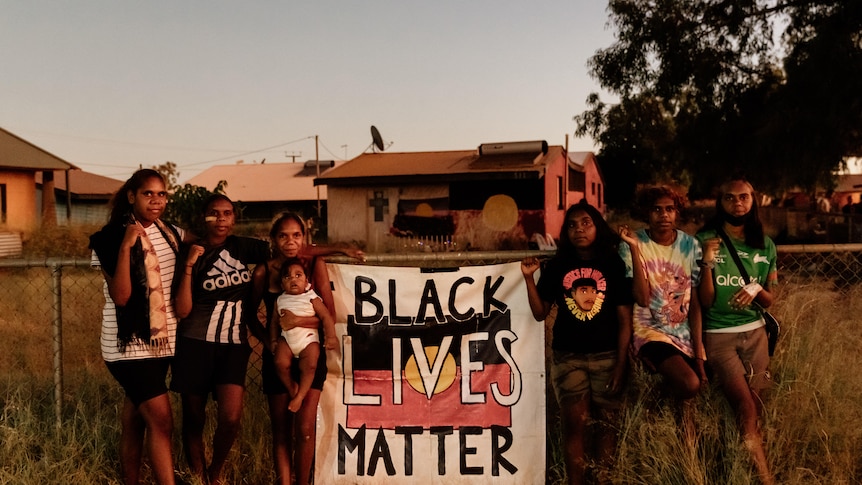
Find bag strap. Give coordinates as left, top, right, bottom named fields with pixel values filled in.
left=716, top=227, right=752, bottom=284
left=716, top=228, right=772, bottom=316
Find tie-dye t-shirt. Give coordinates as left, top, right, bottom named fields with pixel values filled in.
left=619, top=229, right=704, bottom=359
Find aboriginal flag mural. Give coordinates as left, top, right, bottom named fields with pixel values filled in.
left=315, top=262, right=546, bottom=484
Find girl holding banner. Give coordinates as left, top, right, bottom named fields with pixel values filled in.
left=521, top=201, right=633, bottom=485
left=249, top=213, right=363, bottom=485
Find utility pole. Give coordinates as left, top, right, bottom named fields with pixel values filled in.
left=315, top=135, right=321, bottom=218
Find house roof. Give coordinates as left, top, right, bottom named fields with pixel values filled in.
left=315, top=143, right=565, bottom=187
left=835, top=173, right=862, bottom=192
left=35, top=170, right=124, bottom=199
left=186, top=161, right=334, bottom=202
left=568, top=151, right=603, bottom=179
left=0, top=127, right=78, bottom=171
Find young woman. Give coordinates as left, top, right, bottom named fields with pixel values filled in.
left=171, top=194, right=270, bottom=485
left=89, top=169, right=183, bottom=485
left=697, top=177, right=777, bottom=485
left=521, top=201, right=633, bottom=485
left=248, top=212, right=363, bottom=485
left=618, top=187, right=707, bottom=399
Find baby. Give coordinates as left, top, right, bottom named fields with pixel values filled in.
left=271, top=258, right=337, bottom=412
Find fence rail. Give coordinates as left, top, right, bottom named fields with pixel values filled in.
left=1, top=245, right=860, bottom=427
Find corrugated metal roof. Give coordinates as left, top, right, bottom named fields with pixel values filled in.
left=316, top=145, right=565, bottom=186
left=36, top=170, right=123, bottom=198
left=0, top=127, right=78, bottom=170
left=187, top=162, right=333, bottom=202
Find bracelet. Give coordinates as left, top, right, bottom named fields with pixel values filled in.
left=696, top=259, right=715, bottom=269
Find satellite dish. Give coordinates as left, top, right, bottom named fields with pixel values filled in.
left=370, top=125, right=385, bottom=152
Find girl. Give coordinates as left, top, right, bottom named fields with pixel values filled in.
left=89, top=169, right=183, bottom=485
left=171, top=194, right=270, bottom=485
left=618, top=186, right=707, bottom=399
left=521, top=201, right=633, bottom=485
left=697, top=177, right=777, bottom=485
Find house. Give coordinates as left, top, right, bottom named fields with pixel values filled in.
left=0, top=127, right=78, bottom=232
left=186, top=160, right=336, bottom=224
left=313, top=141, right=606, bottom=251
left=36, top=170, right=123, bottom=225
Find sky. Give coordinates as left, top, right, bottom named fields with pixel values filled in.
left=1, top=1, right=616, bottom=183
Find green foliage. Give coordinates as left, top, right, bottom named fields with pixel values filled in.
left=162, top=180, right=227, bottom=238
left=151, top=161, right=181, bottom=191
left=577, top=0, right=862, bottom=206
left=148, top=160, right=231, bottom=236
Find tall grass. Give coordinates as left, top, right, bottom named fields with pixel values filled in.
left=1, top=265, right=860, bottom=483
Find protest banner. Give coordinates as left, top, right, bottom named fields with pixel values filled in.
left=315, top=262, right=546, bottom=484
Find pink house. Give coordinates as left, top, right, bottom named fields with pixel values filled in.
left=314, top=141, right=605, bottom=251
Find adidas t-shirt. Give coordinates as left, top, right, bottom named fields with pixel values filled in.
left=178, top=235, right=269, bottom=344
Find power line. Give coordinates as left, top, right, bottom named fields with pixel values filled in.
left=181, top=136, right=315, bottom=167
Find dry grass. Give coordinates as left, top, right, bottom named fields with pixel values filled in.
left=0, top=265, right=860, bottom=484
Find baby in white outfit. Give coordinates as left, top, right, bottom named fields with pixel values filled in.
left=271, top=259, right=337, bottom=412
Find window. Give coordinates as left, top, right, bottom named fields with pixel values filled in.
left=597, top=184, right=603, bottom=207
left=557, top=176, right=564, bottom=209
left=591, top=182, right=596, bottom=195
left=0, top=184, right=6, bottom=224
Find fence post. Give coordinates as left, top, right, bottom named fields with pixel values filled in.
left=51, top=262, right=64, bottom=429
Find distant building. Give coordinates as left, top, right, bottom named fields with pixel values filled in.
left=187, top=160, right=336, bottom=224
left=0, top=127, right=78, bottom=232
left=314, top=141, right=605, bottom=251
left=36, top=170, right=123, bottom=225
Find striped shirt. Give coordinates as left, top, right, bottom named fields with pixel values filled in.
left=92, top=223, right=184, bottom=362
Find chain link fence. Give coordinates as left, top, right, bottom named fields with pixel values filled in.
left=2, top=245, right=860, bottom=426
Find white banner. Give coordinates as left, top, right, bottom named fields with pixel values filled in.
left=316, top=262, right=546, bottom=484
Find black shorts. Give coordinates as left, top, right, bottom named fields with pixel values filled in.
left=105, top=358, right=171, bottom=406
left=639, top=341, right=698, bottom=372
left=261, top=342, right=327, bottom=395
left=170, top=336, right=251, bottom=395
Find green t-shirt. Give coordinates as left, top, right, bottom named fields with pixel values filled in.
left=696, top=228, right=778, bottom=330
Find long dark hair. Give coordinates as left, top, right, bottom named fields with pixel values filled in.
left=108, top=169, right=165, bottom=225
left=703, top=177, right=765, bottom=249
left=557, top=200, right=620, bottom=259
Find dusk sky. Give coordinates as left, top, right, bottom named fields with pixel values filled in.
left=1, top=1, right=616, bottom=182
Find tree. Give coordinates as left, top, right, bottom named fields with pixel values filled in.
left=576, top=0, right=862, bottom=206
left=150, top=162, right=227, bottom=236
left=151, top=161, right=181, bottom=191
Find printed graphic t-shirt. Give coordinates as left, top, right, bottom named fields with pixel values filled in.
left=619, top=228, right=704, bottom=359
left=537, top=252, right=633, bottom=354
left=179, top=235, right=269, bottom=344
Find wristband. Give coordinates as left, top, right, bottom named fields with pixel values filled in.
left=741, top=282, right=762, bottom=297
left=696, top=259, right=715, bottom=269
